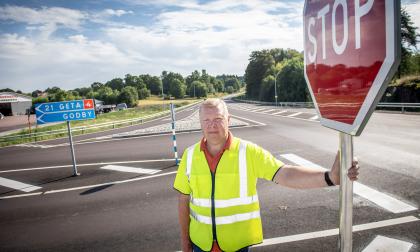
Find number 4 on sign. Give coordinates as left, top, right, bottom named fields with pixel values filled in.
left=84, top=99, right=94, bottom=109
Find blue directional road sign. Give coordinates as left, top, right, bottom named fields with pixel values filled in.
left=35, top=99, right=96, bottom=124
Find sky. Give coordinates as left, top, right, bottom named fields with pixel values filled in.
left=0, top=0, right=419, bottom=93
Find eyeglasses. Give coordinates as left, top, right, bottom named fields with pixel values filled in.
left=202, top=118, right=225, bottom=126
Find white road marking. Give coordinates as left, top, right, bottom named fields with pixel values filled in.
left=0, top=159, right=176, bottom=174
left=0, top=171, right=178, bottom=200
left=253, top=216, right=418, bottom=248
left=101, top=165, right=160, bottom=174
left=0, top=177, right=42, bottom=192
left=260, top=109, right=275, bottom=113
left=230, top=115, right=266, bottom=126
left=310, top=115, right=319, bottom=120
left=362, top=235, right=413, bottom=252
left=272, top=110, right=288, bottom=115
left=280, top=154, right=418, bottom=213
left=287, top=112, right=303, bottom=117
left=353, top=182, right=417, bottom=213
left=249, top=108, right=267, bottom=112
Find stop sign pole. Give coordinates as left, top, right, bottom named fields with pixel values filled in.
left=303, top=0, right=400, bottom=251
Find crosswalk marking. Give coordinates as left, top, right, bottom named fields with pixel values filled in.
left=0, top=177, right=42, bottom=192
left=362, top=235, right=413, bottom=252
left=280, top=154, right=417, bottom=214
left=272, top=110, right=288, bottom=115
left=100, top=165, right=161, bottom=174
left=249, top=108, right=267, bottom=112
left=261, top=109, right=276, bottom=113
left=253, top=216, right=418, bottom=248
left=287, top=112, right=303, bottom=117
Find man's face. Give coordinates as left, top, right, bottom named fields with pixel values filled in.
left=200, top=105, right=230, bottom=145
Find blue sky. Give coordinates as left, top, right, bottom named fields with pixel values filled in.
left=0, top=0, right=419, bottom=93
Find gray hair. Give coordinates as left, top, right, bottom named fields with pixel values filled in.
left=199, top=98, right=229, bottom=118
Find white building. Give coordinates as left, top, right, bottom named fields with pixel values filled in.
left=0, top=92, right=33, bottom=116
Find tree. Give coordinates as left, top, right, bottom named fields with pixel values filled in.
left=225, top=78, right=240, bottom=92
left=169, top=79, right=186, bottom=99
left=138, top=87, right=150, bottom=100
left=144, top=76, right=162, bottom=95
left=119, top=86, right=138, bottom=107
left=31, top=90, right=42, bottom=97
left=259, top=75, right=275, bottom=101
left=0, top=88, right=15, bottom=92
left=277, top=58, right=310, bottom=102
left=195, top=81, right=208, bottom=98
left=226, top=86, right=234, bottom=94
left=90, top=82, right=103, bottom=91
left=397, top=8, right=419, bottom=77
left=162, top=71, right=185, bottom=97
left=97, top=86, right=119, bottom=104
left=106, top=78, right=124, bottom=91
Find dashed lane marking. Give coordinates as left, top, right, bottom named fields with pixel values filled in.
left=310, top=115, right=319, bottom=120
left=0, top=177, right=42, bottom=192
left=362, top=235, right=413, bottom=252
left=253, top=216, right=419, bottom=248
left=280, top=154, right=418, bottom=214
left=101, top=165, right=161, bottom=174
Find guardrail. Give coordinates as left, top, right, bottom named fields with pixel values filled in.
left=376, top=103, right=420, bottom=113
left=232, top=97, right=420, bottom=112
left=0, top=100, right=202, bottom=145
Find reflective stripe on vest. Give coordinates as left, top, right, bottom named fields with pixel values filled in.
left=190, top=209, right=261, bottom=225
left=186, top=140, right=260, bottom=225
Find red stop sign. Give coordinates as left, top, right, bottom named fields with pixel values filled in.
left=303, top=0, right=400, bottom=136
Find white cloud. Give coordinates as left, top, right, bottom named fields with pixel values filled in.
left=0, top=1, right=306, bottom=92
left=404, top=2, right=420, bottom=35
left=103, top=9, right=133, bottom=17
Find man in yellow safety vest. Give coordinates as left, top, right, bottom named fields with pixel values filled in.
left=173, top=98, right=359, bottom=252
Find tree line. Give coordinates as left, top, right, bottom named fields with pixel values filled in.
left=2, top=71, right=243, bottom=108
left=244, top=8, right=420, bottom=103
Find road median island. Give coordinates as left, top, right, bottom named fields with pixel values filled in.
left=0, top=99, right=202, bottom=148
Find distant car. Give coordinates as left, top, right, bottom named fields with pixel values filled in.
left=116, top=103, right=128, bottom=110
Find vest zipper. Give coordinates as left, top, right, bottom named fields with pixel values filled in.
left=211, top=171, right=217, bottom=242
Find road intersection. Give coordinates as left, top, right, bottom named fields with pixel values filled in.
left=0, top=100, right=418, bottom=251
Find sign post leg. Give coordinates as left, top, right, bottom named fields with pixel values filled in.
left=67, top=121, right=79, bottom=176
left=170, top=103, right=179, bottom=165
left=339, top=132, right=353, bottom=252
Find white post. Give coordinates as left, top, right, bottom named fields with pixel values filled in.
left=67, top=121, right=79, bottom=176
left=339, top=132, right=353, bottom=252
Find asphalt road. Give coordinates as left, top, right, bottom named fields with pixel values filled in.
left=0, top=100, right=419, bottom=251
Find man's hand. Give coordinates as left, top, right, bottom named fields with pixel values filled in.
left=330, top=152, right=360, bottom=185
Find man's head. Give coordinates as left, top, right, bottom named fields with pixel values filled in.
left=199, top=98, right=230, bottom=146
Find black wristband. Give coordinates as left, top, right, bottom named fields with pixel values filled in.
left=324, top=171, right=335, bottom=186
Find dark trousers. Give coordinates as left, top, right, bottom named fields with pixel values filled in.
left=192, top=243, right=250, bottom=252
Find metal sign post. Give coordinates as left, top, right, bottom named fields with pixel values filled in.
left=170, top=103, right=179, bottom=165
left=339, top=132, right=353, bottom=252
left=35, top=99, right=95, bottom=176
left=67, top=121, right=79, bottom=176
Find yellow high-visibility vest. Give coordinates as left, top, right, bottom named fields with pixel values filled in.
left=175, top=137, right=283, bottom=251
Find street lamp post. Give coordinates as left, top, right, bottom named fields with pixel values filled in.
left=274, top=70, right=281, bottom=107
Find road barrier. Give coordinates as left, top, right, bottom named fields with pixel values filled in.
left=233, top=97, right=420, bottom=112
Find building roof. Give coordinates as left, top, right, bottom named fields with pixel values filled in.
left=0, top=92, right=32, bottom=103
